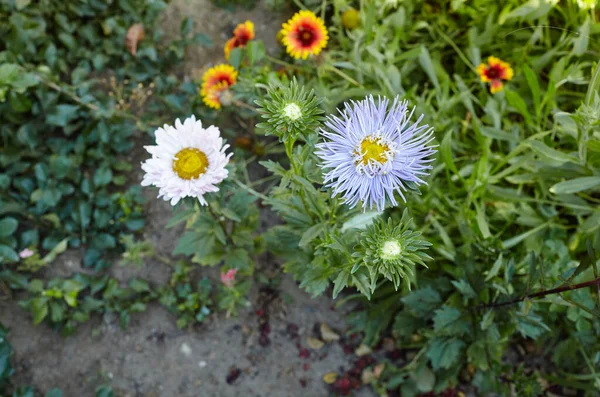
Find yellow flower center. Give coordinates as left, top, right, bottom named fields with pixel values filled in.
left=357, top=136, right=391, bottom=166
left=173, top=148, right=209, bottom=180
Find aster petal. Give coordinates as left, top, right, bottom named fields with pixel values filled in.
left=141, top=116, right=232, bottom=206
left=317, top=96, right=437, bottom=212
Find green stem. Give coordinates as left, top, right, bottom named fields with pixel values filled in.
left=231, top=178, right=270, bottom=202
left=434, top=26, right=477, bottom=73
left=291, top=0, right=306, bottom=10
left=284, top=138, right=318, bottom=222
left=321, top=64, right=362, bottom=87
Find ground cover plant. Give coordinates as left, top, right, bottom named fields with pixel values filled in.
left=1, top=0, right=599, bottom=396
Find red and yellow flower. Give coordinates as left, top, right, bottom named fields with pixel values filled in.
left=280, top=10, right=329, bottom=60
left=224, top=20, right=255, bottom=60
left=200, top=64, right=238, bottom=109
left=477, top=56, right=514, bottom=94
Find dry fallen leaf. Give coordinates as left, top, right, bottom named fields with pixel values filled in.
left=307, top=336, right=325, bottom=350
left=361, top=368, right=375, bottom=385
left=373, top=363, right=385, bottom=379
left=320, top=323, right=340, bottom=343
left=126, top=23, right=145, bottom=56
left=323, top=372, right=338, bottom=384
left=354, top=343, right=372, bottom=356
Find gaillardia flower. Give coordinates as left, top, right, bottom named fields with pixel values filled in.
left=316, top=96, right=436, bottom=212
left=477, top=56, right=514, bottom=94
left=200, top=64, right=238, bottom=109
left=141, top=116, right=232, bottom=206
left=280, top=10, right=328, bottom=60
left=224, top=20, right=255, bottom=60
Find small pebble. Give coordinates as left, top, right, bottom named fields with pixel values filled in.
left=180, top=343, right=192, bottom=357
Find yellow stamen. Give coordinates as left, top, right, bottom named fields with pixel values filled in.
left=173, top=148, right=209, bottom=180
left=357, top=137, right=390, bottom=166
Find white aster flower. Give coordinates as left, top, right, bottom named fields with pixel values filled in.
left=141, top=115, right=232, bottom=206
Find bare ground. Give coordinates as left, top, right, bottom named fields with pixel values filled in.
left=0, top=1, right=377, bottom=396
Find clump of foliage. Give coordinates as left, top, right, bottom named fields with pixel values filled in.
left=1, top=0, right=600, bottom=395
left=157, top=0, right=600, bottom=395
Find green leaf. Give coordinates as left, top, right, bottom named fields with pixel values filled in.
left=299, top=222, right=327, bottom=249
left=31, top=297, right=49, bottom=325
left=549, top=176, right=600, bottom=194
left=413, top=366, right=435, bottom=393
left=247, top=40, right=265, bottom=65
left=341, top=211, right=381, bottom=232
left=46, top=105, right=79, bottom=127
left=522, top=65, right=540, bottom=119
left=93, top=167, right=113, bottom=187
left=0, top=217, right=18, bottom=237
left=229, top=48, right=243, bottom=70
left=505, top=90, right=533, bottom=125
left=224, top=248, right=251, bottom=269
left=402, top=287, right=442, bottom=316
left=426, top=337, right=465, bottom=370
left=485, top=254, right=504, bottom=281
left=332, top=270, right=350, bottom=299
left=0, top=245, right=18, bottom=263
left=440, top=130, right=460, bottom=175
left=221, top=208, right=241, bottom=223
left=41, top=238, right=69, bottom=264
left=516, top=312, right=550, bottom=339
left=451, top=279, right=476, bottom=299
left=129, top=279, right=151, bottom=293
left=572, top=16, right=590, bottom=56
left=433, top=306, right=470, bottom=336
left=0, top=64, right=19, bottom=84
left=527, top=141, right=577, bottom=164
left=351, top=273, right=372, bottom=300
left=418, top=46, right=440, bottom=91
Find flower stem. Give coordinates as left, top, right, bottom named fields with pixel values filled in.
left=231, top=178, right=270, bottom=202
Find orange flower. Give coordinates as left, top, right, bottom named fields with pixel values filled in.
left=280, top=10, right=329, bottom=60
left=200, top=64, right=238, bottom=109
left=224, top=21, right=255, bottom=60
left=477, top=56, right=514, bottom=94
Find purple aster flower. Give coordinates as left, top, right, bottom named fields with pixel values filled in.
left=316, top=96, right=436, bottom=212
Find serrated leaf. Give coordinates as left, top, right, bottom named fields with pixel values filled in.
left=299, top=222, right=327, bottom=249
left=451, top=279, right=476, bottom=299
left=433, top=307, right=470, bottom=336
left=401, top=287, right=441, bottom=316
left=426, top=337, right=465, bottom=370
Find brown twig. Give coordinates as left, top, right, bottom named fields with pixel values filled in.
left=477, top=277, right=600, bottom=310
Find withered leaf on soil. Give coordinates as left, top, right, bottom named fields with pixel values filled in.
left=307, top=336, right=325, bottom=350
left=323, top=372, right=338, bottom=384
left=320, top=323, right=340, bottom=342
left=126, top=23, right=145, bottom=56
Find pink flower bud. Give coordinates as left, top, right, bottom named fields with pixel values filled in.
left=19, top=248, right=34, bottom=259
left=220, top=269, right=238, bottom=288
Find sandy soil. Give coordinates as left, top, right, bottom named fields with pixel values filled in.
left=0, top=1, right=377, bottom=396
